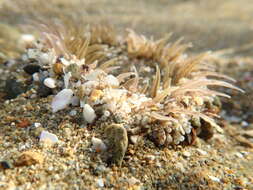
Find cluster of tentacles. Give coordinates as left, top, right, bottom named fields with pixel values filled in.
left=17, top=19, right=243, bottom=147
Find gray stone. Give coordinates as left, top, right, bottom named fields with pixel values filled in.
left=104, top=124, right=128, bottom=167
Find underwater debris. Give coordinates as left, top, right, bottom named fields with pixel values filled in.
left=13, top=19, right=243, bottom=150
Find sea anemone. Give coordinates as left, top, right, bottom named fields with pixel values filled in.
left=19, top=18, right=243, bottom=147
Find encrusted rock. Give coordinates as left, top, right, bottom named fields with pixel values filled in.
left=4, top=78, right=26, bottom=99
left=198, top=119, right=214, bottom=140
left=15, top=151, right=44, bottom=166
left=104, top=124, right=128, bottom=166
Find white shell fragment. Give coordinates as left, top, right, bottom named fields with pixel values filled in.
left=43, top=78, right=56, bottom=88
left=83, top=104, right=96, bottom=123
left=51, top=89, right=74, bottom=112
left=40, top=130, right=58, bottom=143
left=91, top=137, right=107, bottom=152
left=104, top=75, right=119, bottom=86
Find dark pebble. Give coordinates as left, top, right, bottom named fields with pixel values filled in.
left=0, top=160, right=13, bottom=169
left=4, top=78, right=25, bottom=99
left=23, top=64, right=41, bottom=75
left=37, top=83, right=53, bottom=97
left=198, top=119, right=214, bottom=140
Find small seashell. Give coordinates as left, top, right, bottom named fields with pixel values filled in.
left=91, top=137, right=107, bottom=152
left=40, top=130, right=58, bottom=143
left=83, top=104, right=96, bottom=123
left=51, top=89, right=74, bottom=112
left=43, top=78, right=56, bottom=88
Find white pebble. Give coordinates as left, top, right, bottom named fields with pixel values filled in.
left=208, top=176, right=220, bottom=183
left=43, top=78, right=56, bottom=88
left=235, top=152, right=244, bottom=158
left=196, top=149, right=208, bottom=156
left=34, top=122, right=42, bottom=128
left=91, top=137, right=107, bottom=152
left=38, top=53, right=50, bottom=64
left=97, top=178, right=104, bottom=188
left=51, top=89, right=74, bottom=112
left=32, top=73, right=40, bottom=82
left=40, top=131, right=58, bottom=143
left=69, top=110, right=77, bottom=116
left=83, top=104, right=96, bottom=123
left=182, top=151, right=191, bottom=157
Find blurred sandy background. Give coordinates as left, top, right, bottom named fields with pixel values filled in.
left=0, top=0, right=253, bottom=56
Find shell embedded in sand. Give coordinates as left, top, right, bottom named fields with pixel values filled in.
left=51, top=89, right=74, bottom=112
left=83, top=104, right=96, bottom=123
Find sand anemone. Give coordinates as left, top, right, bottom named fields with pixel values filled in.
left=19, top=19, right=243, bottom=147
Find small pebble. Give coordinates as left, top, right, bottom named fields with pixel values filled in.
left=4, top=78, right=25, bottom=99
left=97, top=178, right=104, bottom=188
left=69, top=110, right=77, bottom=116
left=43, top=78, right=56, bottom=88
left=196, top=149, right=208, bottom=156
left=182, top=151, right=191, bottom=158
left=91, top=137, right=107, bottom=153
left=104, top=124, right=128, bottom=166
left=32, top=72, right=40, bottom=82
left=34, top=122, right=42, bottom=128
left=208, top=175, right=220, bottom=183
left=235, top=152, right=244, bottom=158
left=0, top=161, right=13, bottom=169
left=23, top=64, right=41, bottom=75
left=40, top=130, right=59, bottom=144
left=83, top=104, right=96, bottom=123
left=37, top=83, right=53, bottom=97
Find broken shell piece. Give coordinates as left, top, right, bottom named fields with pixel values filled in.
left=51, top=89, right=74, bottom=112
left=43, top=78, right=56, bottom=88
left=83, top=104, right=96, bottom=123
left=40, top=130, right=58, bottom=144
left=91, top=137, right=107, bottom=153
left=104, top=75, right=119, bottom=87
